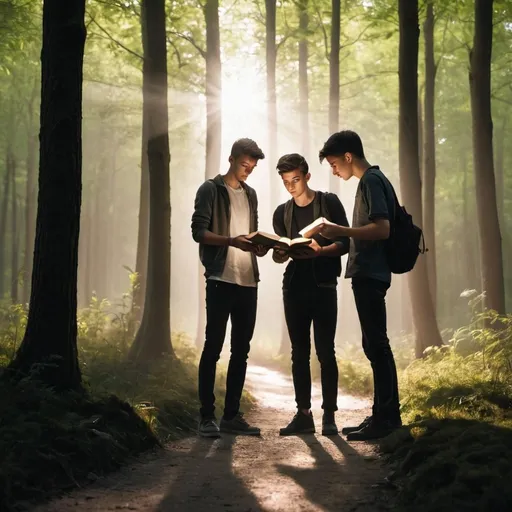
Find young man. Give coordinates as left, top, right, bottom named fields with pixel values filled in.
left=314, top=130, right=402, bottom=441
left=272, top=153, right=350, bottom=436
left=191, top=138, right=267, bottom=438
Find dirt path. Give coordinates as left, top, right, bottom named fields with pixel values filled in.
left=34, top=366, right=394, bottom=512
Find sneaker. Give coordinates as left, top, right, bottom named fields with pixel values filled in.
left=198, top=417, right=220, bottom=438
left=321, top=411, right=338, bottom=436
left=341, top=416, right=372, bottom=436
left=346, top=417, right=401, bottom=441
left=220, top=412, right=261, bottom=436
left=279, top=410, right=315, bottom=436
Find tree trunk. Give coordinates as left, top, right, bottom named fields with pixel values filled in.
left=398, top=0, right=443, bottom=357
left=266, top=0, right=278, bottom=191
left=494, top=115, right=506, bottom=227
left=8, top=0, right=86, bottom=391
left=129, top=0, right=173, bottom=362
left=469, top=0, right=505, bottom=314
left=298, top=0, right=309, bottom=159
left=23, top=83, right=38, bottom=305
left=422, top=0, right=437, bottom=311
left=462, top=150, right=479, bottom=291
left=0, top=154, right=11, bottom=299
left=328, top=0, right=340, bottom=191
left=10, top=153, right=18, bottom=304
left=195, top=0, right=223, bottom=349
left=205, top=0, right=222, bottom=179
left=132, top=5, right=150, bottom=326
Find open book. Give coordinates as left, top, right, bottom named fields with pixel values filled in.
left=246, top=231, right=312, bottom=251
left=298, top=217, right=338, bottom=239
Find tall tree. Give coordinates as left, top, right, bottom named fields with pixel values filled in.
left=469, top=0, right=505, bottom=314
left=298, top=0, right=310, bottom=158
left=398, top=0, right=443, bottom=356
left=266, top=0, right=277, bottom=178
left=132, top=4, right=150, bottom=327
left=23, top=80, right=38, bottom=305
left=328, top=0, right=340, bottom=191
left=422, top=0, right=437, bottom=310
left=8, top=0, right=86, bottom=390
left=129, top=0, right=173, bottom=362
left=194, top=0, right=222, bottom=348
left=0, top=154, right=11, bottom=298
left=10, top=153, right=18, bottom=303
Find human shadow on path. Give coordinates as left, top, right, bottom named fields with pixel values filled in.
left=276, top=434, right=389, bottom=511
left=156, top=434, right=265, bottom=512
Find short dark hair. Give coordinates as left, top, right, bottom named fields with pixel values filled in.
left=276, top=153, right=309, bottom=175
left=230, top=138, right=265, bottom=160
left=318, top=130, right=365, bottom=162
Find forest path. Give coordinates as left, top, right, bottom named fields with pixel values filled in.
left=35, top=366, right=394, bottom=512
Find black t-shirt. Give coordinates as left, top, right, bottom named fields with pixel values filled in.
left=345, top=166, right=395, bottom=284
left=290, top=200, right=316, bottom=289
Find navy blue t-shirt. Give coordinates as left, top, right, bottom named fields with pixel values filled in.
left=345, top=166, right=395, bottom=284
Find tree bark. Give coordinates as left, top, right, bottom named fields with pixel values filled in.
left=298, top=0, right=309, bottom=159
left=469, top=0, right=505, bottom=314
left=132, top=4, right=150, bottom=326
left=195, top=0, right=223, bottom=349
left=8, top=0, right=86, bottom=391
left=422, top=0, right=437, bottom=311
left=494, top=115, right=506, bottom=227
left=10, top=153, right=18, bottom=304
left=129, top=0, right=173, bottom=362
left=266, top=0, right=278, bottom=187
left=23, top=82, right=38, bottom=305
left=398, top=0, right=443, bottom=357
left=0, top=153, right=11, bottom=299
left=205, top=0, right=222, bottom=179
left=328, top=0, right=340, bottom=191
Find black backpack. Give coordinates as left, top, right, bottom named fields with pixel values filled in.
left=373, top=171, right=426, bottom=274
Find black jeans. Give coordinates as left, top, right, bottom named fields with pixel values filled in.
left=352, top=277, right=401, bottom=423
left=283, top=286, right=339, bottom=412
left=198, top=280, right=257, bottom=420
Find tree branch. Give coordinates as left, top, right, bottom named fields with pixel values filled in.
left=167, top=29, right=206, bottom=59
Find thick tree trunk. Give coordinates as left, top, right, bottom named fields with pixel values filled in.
left=132, top=5, right=150, bottom=326
left=8, top=0, right=86, bottom=391
left=328, top=0, right=340, bottom=191
left=422, top=1, right=437, bottom=311
left=0, top=154, right=11, bottom=299
left=10, top=154, right=18, bottom=304
left=462, top=151, right=479, bottom=291
left=469, top=0, right=505, bottom=314
left=129, top=0, right=173, bottom=362
left=398, top=0, right=443, bottom=357
left=494, top=115, right=506, bottom=227
left=298, top=0, right=309, bottom=159
left=23, top=84, right=38, bottom=305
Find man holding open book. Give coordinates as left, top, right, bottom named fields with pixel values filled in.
left=271, top=153, right=350, bottom=436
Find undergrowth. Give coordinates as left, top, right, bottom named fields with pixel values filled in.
left=380, top=307, right=512, bottom=511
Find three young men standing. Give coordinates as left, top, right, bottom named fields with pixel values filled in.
left=192, top=131, right=402, bottom=441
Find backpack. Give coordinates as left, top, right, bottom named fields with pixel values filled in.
left=373, top=171, right=426, bottom=274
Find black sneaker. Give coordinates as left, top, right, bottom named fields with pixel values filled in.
left=322, top=411, right=338, bottom=436
left=346, top=417, right=401, bottom=441
left=279, top=410, right=315, bottom=436
left=198, top=417, right=221, bottom=438
left=220, top=413, right=261, bottom=436
left=341, top=416, right=372, bottom=436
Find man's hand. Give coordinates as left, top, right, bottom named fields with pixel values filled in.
left=291, top=239, right=323, bottom=259
left=318, top=223, right=346, bottom=240
left=230, top=235, right=255, bottom=252
left=254, top=245, right=269, bottom=257
left=273, top=248, right=289, bottom=264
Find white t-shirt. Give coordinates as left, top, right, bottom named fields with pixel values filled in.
left=211, top=183, right=256, bottom=287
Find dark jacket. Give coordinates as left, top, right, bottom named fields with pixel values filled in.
left=191, top=174, right=259, bottom=282
left=272, top=191, right=349, bottom=289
